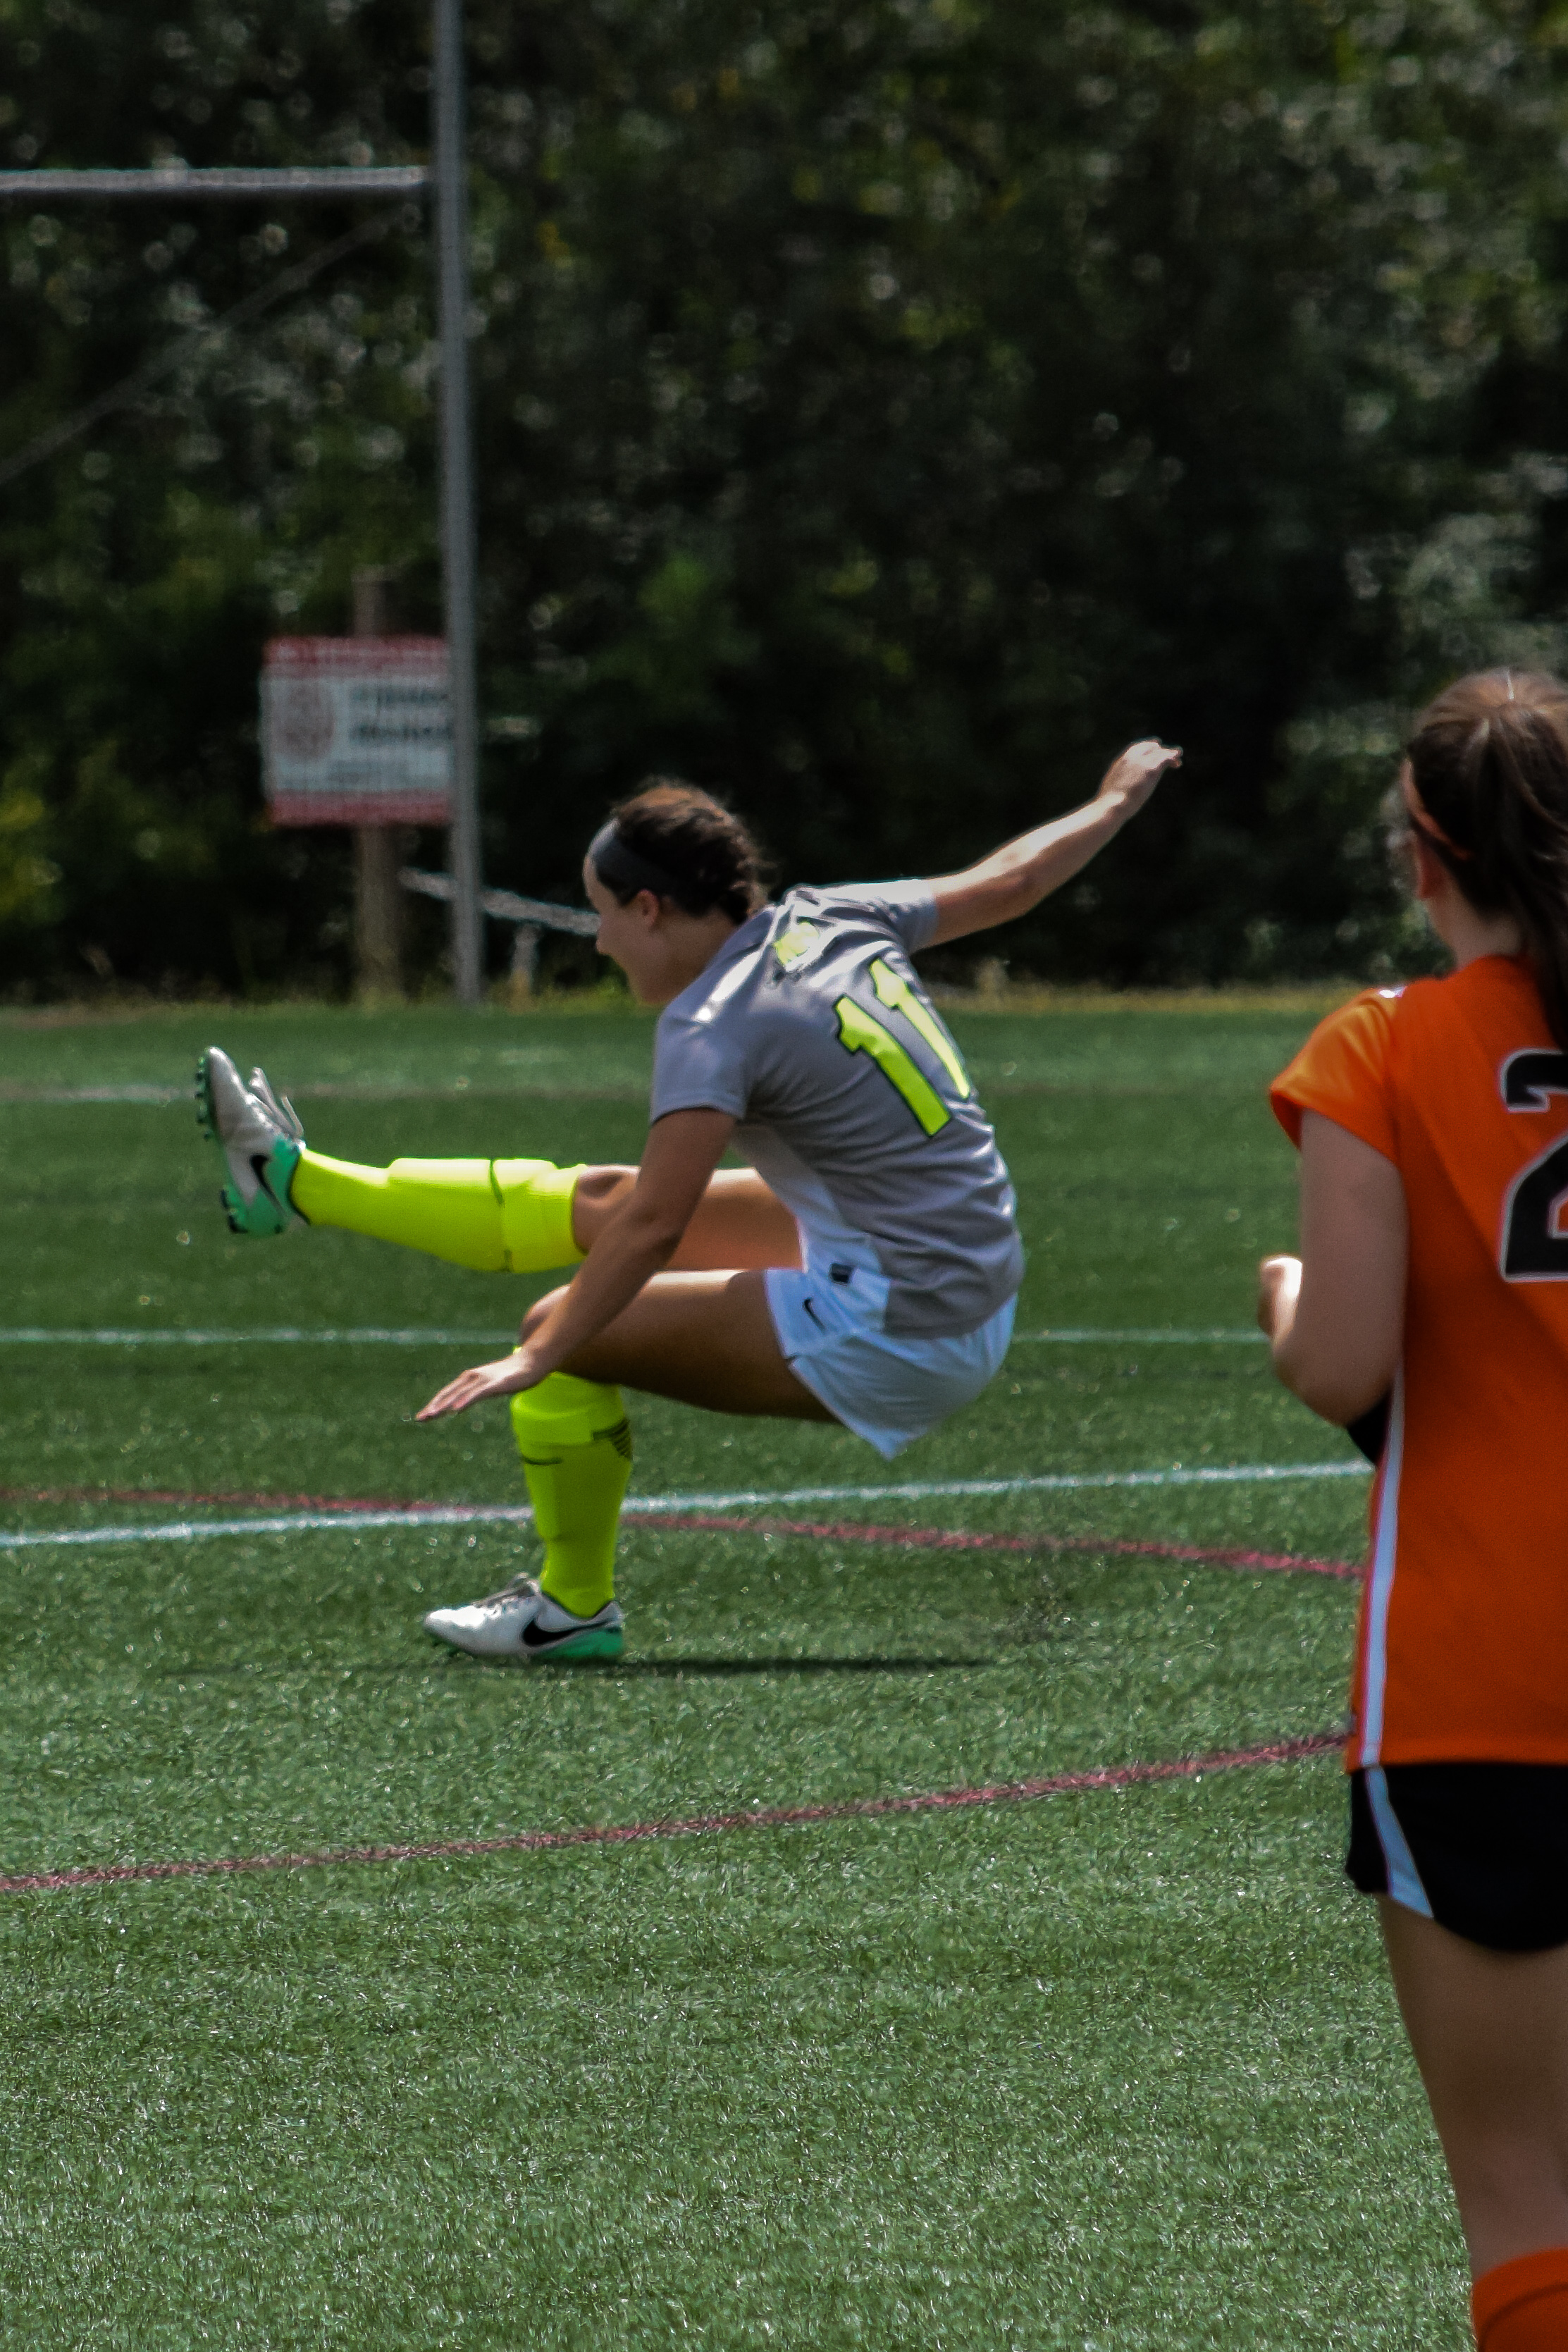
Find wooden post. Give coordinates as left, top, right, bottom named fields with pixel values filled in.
left=351, top=567, right=403, bottom=1002
left=507, top=921, right=541, bottom=1009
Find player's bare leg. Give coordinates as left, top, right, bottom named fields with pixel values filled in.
left=571, top=1167, right=800, bottom=1273
left=418, top=1269, right=830, bottom=1663
left=517, top=1267, right=832, bottom=1418
left=1380, top=1897, right=1568, bottom=2278
left=197, top=1050, right=801, bottom=1274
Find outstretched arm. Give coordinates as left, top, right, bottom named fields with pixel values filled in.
left=417, top=1109, right=736, bottom=1418
left=924, top=739, right=1180, bottom=947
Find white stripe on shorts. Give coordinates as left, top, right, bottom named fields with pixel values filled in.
left=1364, top=1764, right=1433, bottom=1919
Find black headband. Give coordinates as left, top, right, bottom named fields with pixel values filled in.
left=588, top=819, right=681, bottom=902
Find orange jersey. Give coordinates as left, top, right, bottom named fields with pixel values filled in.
left=1271, top=956, right=1568, bottom=1766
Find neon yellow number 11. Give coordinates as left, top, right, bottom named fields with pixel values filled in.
left=834, top=961, right=972, bottom=1135
left=834, top=997, right=949, bottom=1132
left=868, top=960, right=972, bottom=1098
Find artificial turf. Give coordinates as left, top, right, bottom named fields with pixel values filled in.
left=0, top=997, right=1469, bottom=2348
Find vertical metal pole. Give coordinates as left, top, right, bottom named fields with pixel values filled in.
left=433, top=0, right=483, bottom=1004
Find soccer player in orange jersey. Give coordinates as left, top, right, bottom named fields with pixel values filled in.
left=1261, top=670, right=1568, bottom=2352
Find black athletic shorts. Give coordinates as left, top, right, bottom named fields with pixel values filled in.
left=1347, top=1763, right=1568, bottom=1952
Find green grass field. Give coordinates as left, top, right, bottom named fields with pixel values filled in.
left=0, top=999, right=1466, bottom=2349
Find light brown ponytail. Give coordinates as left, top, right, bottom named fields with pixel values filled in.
left=1406, top=669, right=1568, bottom=1052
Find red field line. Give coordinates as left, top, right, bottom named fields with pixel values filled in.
left=0, top=1494, right=1361, bottom=1581
left=0, top=1730, right=1343, bottom=1897
left=644, top=1515, right=1361, bottom=1581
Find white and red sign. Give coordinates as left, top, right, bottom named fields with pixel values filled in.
left=261, top=636, right=452, bottom=826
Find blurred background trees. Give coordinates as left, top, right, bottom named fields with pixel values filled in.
left=3, top=0, right=1568, bottom=996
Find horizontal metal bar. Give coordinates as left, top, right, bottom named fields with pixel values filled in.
left=400, top=866, right=599, bottom=935
left=0, top=166, right=429, bottom=200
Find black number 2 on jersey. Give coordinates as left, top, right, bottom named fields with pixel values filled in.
left=1500, top=1050, right=1568, bottom=1279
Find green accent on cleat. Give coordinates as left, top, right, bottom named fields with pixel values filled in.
left=541, top=1623, right=625, bottom=1662
left=216, top=1140, right=302, bottom=1238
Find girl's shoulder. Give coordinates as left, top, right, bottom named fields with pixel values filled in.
left=1269, top=959, right=1551, bottom=1154
left=1268, top=987, right=1405, bottom=1154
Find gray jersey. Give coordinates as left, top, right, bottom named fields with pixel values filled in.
left=649, top=882, right=1023, bottom=1337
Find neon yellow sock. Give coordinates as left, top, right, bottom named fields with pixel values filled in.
left=288, top=1151, right=586, bottom=1274
left=511, top=1373, right=631, bottom=1618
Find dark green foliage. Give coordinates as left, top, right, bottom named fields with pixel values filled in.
left=4, top=1, right=1568, bottom=992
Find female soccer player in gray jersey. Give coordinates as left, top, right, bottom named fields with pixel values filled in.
left=198, top=742, right=1178, bottom=1660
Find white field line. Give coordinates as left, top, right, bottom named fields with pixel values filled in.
left=0, top=1460, right=1369, bottom=1553
left=0, top=1325, right=1264, bottom=1347
left=0, top=1327, right=519, bottom=1346
left=3, top=1083, right=645, bottom=1107
left=4, top=1085, right=187, bottom=1104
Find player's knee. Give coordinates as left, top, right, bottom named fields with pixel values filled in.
left=568, top=1165, right=638, bottom=1252
left=574, top=1164, right=637, bottom=1207
left=519, top=1286, right=570, bottom=1342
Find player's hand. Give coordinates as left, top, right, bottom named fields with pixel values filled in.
left=416, top=1347, right=545, bottom=1421
left=1256, top=1254, right=1302, bottom=1342
left=1096, top=738, right=1182, bottom=822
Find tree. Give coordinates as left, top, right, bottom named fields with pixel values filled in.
left=2, top=0, right=1566, bottom=995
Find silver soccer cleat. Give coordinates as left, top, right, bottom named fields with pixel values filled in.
left=423, top=1574, right=625, bottom=1662
left=195, top=1046, right=306, bottom=1237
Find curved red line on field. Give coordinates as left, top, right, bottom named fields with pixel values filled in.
left=0, top=1730, right=1343, bottom=1897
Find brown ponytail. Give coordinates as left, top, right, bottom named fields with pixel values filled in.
left=1406, top=670, right=1568, bottom=1052
left=592, top=779, right=767, bottom=925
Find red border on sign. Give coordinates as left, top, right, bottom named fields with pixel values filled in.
left=268, top=792, right=451, bottom=827
left=264, top=636, right=448, bottom=675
